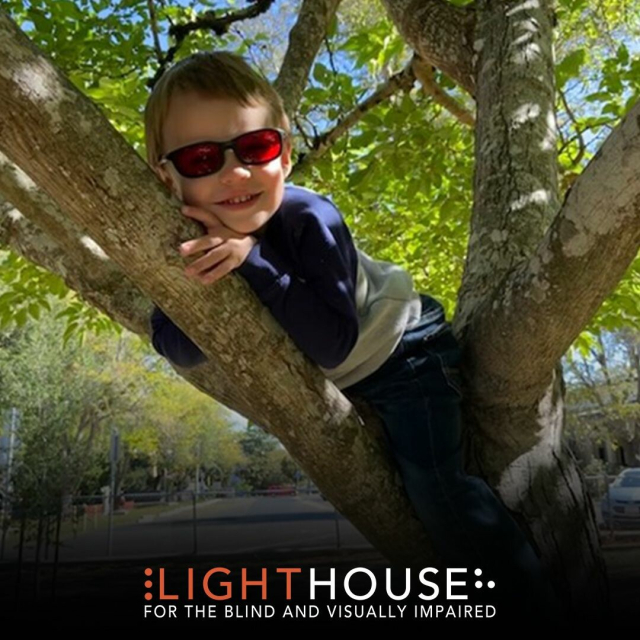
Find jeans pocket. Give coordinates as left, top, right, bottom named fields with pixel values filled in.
left=438, top=357, right=463, bottom=399
left=422, top=330, right=464, bottom=399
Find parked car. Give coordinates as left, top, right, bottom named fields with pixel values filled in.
left=601, top=468, right=640, bottom=528
left=266, top=484, right=297, bottom=496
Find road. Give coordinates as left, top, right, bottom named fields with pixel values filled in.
left=2, top=493, right=370, bottom=561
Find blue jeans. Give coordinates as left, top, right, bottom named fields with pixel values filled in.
left=342, top=293, right=564, bottom=620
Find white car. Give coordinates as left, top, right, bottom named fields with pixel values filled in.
left=601, top=468, right=640, bottom=528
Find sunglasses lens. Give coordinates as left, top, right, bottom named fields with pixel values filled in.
left=235, top=129, right=282, bottom=164
left=167, top=129, right=284, bottom=178
left=173, top=143, right=223, bottom=178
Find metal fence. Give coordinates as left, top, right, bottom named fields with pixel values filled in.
left=0, top=487, right=350, bottom=564
left=4, top=469, right=637, bottom=566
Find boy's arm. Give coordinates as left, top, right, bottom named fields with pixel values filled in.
left=235, top=198, right=359, bottom=370
left=149, top=305, right=207, bottom=368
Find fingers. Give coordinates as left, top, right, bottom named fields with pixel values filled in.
left=179, top=234, right=223, bottom=257
left=178, top=207, right=248, bottom=285
left=184, top=244, right=228, bottom=279
left=198, top=258, right=235, bottom=285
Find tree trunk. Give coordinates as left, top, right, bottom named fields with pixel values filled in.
left=457, top=0, right=610, bottom=617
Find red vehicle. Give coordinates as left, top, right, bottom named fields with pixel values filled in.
left=266, top=484, right=297, bottom=496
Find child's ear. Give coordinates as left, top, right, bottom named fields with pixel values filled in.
left=153, top=163, right=172, bottom=190
left=282, top=139, right=293, bottom=179
left=154, top=163, right=182, bottom=200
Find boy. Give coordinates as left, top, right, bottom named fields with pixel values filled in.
left=145, top=51, right=563, bottom=620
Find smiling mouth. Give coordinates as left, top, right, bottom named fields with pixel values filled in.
left=217, top=193, right=261, bottom=205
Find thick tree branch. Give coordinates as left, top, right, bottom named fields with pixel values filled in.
left=380, top=0, right=477, bottom=96
left=454, top=0, right=560, bottom=337
left=408, top=3, right=610, bottom=614
left=0, top=9, right=437, bottom=567
left=274, top=0, right=343, bottom=116
left=466, top=98, right=640, bottom=405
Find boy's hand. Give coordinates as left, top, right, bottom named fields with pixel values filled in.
left=179, top=205, right=257, bottom=285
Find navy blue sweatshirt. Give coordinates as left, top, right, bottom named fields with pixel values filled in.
left=150, top=184, right=361, bottom=371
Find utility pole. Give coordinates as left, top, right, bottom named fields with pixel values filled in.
left=0, top=408, right=18, bottom=561
left=106, top=428, right=119, bottom=557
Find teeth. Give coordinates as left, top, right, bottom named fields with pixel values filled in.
left=224, top=194, right=255, bottom=204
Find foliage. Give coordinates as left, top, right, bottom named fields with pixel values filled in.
left=0, top=298, right=114, bottom=513
left=132, top=370, right=246, bottom=490
left=0, top=248, right=123, bottom=342
left=564, top=325, right=640, bottom=471
left=238, top=422, right=299, bottom=490
left=0, top=296, right=248, bottom=502
left=0, top=0, right=638, bottom=339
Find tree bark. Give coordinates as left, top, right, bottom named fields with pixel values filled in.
left=455, top=0, right=615, bottom=618
left=274, top=0, right=343, bottom=116
left=380, top=0, right=477, bottom=96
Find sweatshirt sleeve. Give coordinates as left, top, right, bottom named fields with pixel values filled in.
left=150, top=305, right=208, bottom=368
left=235, top=200, right=359, bottom=369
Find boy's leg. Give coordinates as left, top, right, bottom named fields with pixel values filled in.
left=343, top=319, right=564, bottom=621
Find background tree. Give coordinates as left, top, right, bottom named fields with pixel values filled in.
left=565, top=326, right=640, bottom=471
left=0, top=289, right=245, bottom=497
left=0, top=296, right=130, bottom=505
left=238, top=422, right=296, bottom=489
left=136, top=372, right=246, bottom=491
left=0, top=0, right=639, bottom=620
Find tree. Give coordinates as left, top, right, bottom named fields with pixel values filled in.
left=135, top=371, right=246, bottom=490
left=0, top=0, right=639, bottom=621
left=0, top=289, right=246, bottom=495
left=239, top=422, right=290, bottom=489
left=0, top=296, right=135, bottom=506
left=565, top=326, right=640, bottom=469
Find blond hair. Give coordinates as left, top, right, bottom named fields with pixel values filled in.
left=144, top=51, right=290, bottom=167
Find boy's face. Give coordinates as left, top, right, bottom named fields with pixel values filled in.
left=156, top=92, right=292, bottom=236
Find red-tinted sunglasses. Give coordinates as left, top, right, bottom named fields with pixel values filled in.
left=158, top=128, right=288, bottom=179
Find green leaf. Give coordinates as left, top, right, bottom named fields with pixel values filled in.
left=0, top=291, right=16, bottom=307
left=616, top=43, right=629, bottom=65
left=556, top=49, right=586, bottom=89
left=15, top=307, right=28, bottom=327
left=28, top=304, right=42, bottom=320
left=602, top=102, right=620, bottom=115
left=62, top=321, right=79, bottom=347
left=584, top=91, right=610, bottom=103
left=312, top=63, right=330, bottom=84
left=348, top=164, right=374, bottom=188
